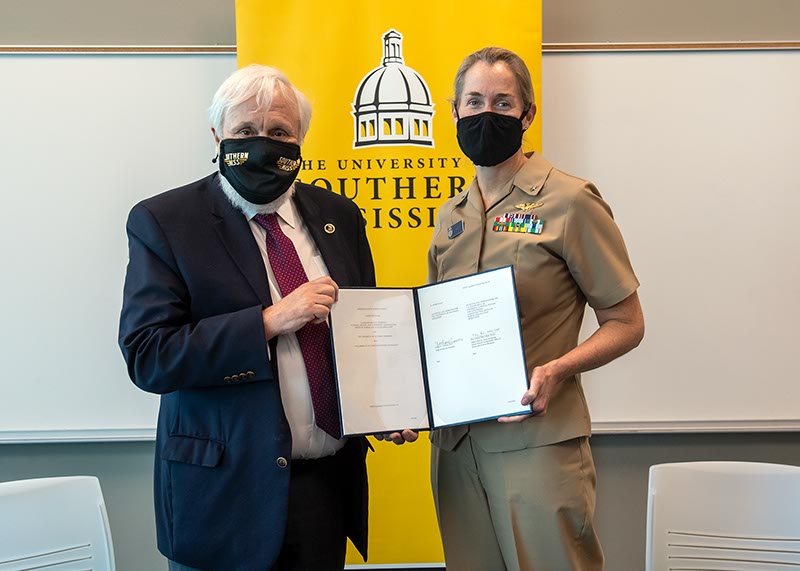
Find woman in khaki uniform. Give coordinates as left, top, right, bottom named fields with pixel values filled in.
left=427, top=47, right=645, bottom=570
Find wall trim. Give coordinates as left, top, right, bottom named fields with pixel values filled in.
left=0, top=45, right=237, bottom=54
left=544, top=41, right=800, bottom=52
left=1, top=41, right=799, bottom=54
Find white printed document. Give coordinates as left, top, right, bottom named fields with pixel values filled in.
left=330, top=266, right=530, bottom=436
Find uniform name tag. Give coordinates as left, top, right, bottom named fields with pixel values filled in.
left=492, top=213, right=543, bottom=234
left=448, top=220, right=465, bottom=239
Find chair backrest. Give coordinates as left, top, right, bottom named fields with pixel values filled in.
left=0, top=476, right=115, bottom=571
left=646, top=461, right=800, bottom=571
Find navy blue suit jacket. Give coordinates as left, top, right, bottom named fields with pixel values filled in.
left=118, top=174, right=375, bottom=570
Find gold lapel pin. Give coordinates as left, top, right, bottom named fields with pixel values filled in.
left=324, top=223, right=336, bottom=234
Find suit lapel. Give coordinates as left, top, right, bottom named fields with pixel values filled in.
left=207, top=176, right=274, bottom=308
left=294, top=185, right=349, bottom=285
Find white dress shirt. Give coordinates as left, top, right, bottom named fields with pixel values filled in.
left=241, top=196, right=344, bottom=459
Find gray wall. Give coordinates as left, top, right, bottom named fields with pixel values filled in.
left=2, top=2, right=799, bottom=571
left=0, top=442, right=163, bottom=570
left=0, top=0, right=236, bottom=46
left=542, top=0, right=800, bottom=43
left=3, top=435, right=799, bottom=570
left=591, top=433, right=800, bottom=569
left=2, top=0, right=800, bottom=45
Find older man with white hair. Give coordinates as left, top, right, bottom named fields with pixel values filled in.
left=119, top=65, right=383, bottom=570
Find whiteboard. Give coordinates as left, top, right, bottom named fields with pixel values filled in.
left=1, top=50, right=798, bottom=442
left=0, top=54, right=237, bottom=442
left=542, top=50, right=800, bottom=432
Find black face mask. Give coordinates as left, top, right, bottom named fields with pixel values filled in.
left=455, top=108, right=529, bottom=167
left=217, top=137, right=302, bottom=204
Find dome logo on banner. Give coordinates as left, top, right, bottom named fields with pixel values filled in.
left=351, top=29, right=435, bottom=149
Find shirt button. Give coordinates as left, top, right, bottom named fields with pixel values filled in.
left=276, top=457, right=288, bottom=468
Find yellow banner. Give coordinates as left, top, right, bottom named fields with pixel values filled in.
left=236, top=1, right=541, bottom=564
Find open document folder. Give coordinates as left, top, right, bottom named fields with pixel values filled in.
left=329, top=266, right=531, bottom=437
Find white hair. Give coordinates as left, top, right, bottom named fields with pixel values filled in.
left=209, top=64, right=312, bottom=143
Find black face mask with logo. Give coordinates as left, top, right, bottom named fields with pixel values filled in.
left=217, top=137, right=302, bottom=204
left=455, top=108, right=529, bottom=167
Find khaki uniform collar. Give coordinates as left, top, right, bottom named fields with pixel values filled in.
left=453, top=152, right=554, bottom=210
left=512, top=151, right=553, bottom=197
left=454, top=177, right=475, bottom=208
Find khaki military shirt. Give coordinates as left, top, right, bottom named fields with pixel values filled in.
left=428, top=152, right=639, bottom=452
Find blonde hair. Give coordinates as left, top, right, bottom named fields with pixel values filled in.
left=453, top=47, right=535, bottom=110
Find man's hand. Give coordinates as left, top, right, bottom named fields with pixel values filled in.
left=373, top=429, right=419, bottom=445
left=261, top=277, right=339, bottom=339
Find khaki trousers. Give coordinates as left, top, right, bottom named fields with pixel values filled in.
left=431, top=435, right=603, bottom=571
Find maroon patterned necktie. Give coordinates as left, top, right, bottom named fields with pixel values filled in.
left=253, top=213, right=341, bottom=439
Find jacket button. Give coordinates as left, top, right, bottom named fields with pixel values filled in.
left=246, top=370, right=255, bottom=378
left=223, top=376, right=232, bottom=384
left=276, top=457, right=288, bottom=468
left=231, top=374, right=241, bottom=382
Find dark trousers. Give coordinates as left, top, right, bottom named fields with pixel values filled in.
left=169, top=451, right=349, bottom=571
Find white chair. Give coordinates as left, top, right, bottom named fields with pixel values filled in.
left=646, top=461, right=800, bottom=571
left=0, top=476, right=115, bottom=571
